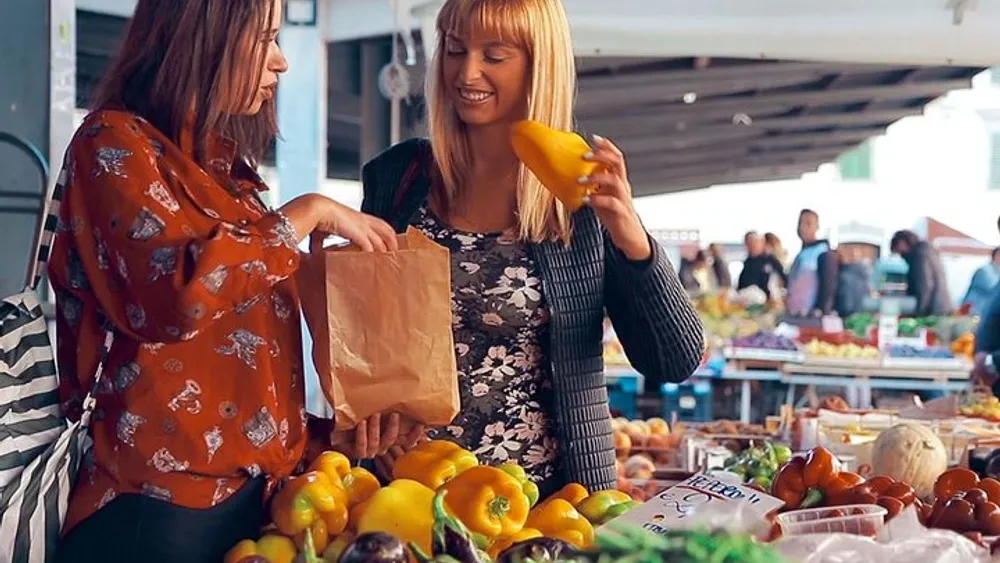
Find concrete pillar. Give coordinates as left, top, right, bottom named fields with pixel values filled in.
left=276, top=2, right=329, bottom=416
left=0, top=0, right=75, bottom=300
left=359, top=39, right=391, bottom=165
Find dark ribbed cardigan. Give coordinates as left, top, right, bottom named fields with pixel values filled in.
left=361, top=138, right=705, bottom=492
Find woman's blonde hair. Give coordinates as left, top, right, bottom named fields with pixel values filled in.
left=426, top=0, right=577, bottom=243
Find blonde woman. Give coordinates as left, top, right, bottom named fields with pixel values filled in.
left=361, top=0, right=703, bottom=496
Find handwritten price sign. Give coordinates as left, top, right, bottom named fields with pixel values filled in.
left=611, top=473, right=785, bottom=534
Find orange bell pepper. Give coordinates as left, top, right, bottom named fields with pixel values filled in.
left=439, top=465, right=531, bottom=539
left=934, top=468, right=982, bottom=501
left=801, top=447, right=842, bottom=489
left=548, top=483, right=590, bottom=507
left=525, top=498, right=594, bottom=549
left=341, top=466, right=381, bottom=507
left=487, top=528, right=543, bottom=560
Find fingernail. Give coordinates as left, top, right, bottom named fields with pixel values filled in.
left=581, top=195, right=591, bottom=205
left=577, top=175, right=590, bottom=184
left=582, top=151, right=594, bottom=160
left=592, top=134, right=604, bottom=143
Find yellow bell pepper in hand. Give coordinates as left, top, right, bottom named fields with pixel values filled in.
left=224, top=534, right=297, bottom=563
left=270, top=471, right=347, bottom=537
left=548, top=483, right=590, bottom=507
left=511, top=120, right=603, bottom=212
left=355, top=478, right=436, bottom=554
left=486, top=528, right=543, bottom=560
left=439, top=465, right=531, bottom=540
left=498, top=462, right=540, bottom=507
left=575, top=489, right=638, bottom=525
left=341, top=466, right=380, bottom=507
left=393, top=440, right=478, bottom=489
left=525, top=498, right=594, bottom=549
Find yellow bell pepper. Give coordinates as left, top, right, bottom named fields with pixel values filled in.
left=270, top=471, right=348, bottom=537
left=439, top=465, right=531, bottom=540
left=224, top=534, right=297, bottom=563
left=548, top=483, right=590, bottom=507
left=575, top=489, right=637, bottom=525
left=498, top=462, right=540, bottom=507
left=321, top=531, right=354, bottom=562
left=341, top=466, right=380, bottom=507
left=525, top=498, right=594, bottom=549
left=355, top=478, right=435, bottom=554
left=510, top=120, right=603, bottom=212
left=309, top=450, right=351, bottom=484
left=294, top=518, right=329, bottom=556
left=393, top=440, right=478, bottom=489
left=486, top=528, right=543, bottom=560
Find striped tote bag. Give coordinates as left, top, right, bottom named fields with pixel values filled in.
left=0, top=158, right=114, bottom=563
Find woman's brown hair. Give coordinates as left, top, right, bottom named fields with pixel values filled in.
left=92, top=0, right=278, bottom=164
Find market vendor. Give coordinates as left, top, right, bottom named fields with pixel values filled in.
left=359, top=0, right=704, bottom=498
left=46, top=1, right=408, bottom=561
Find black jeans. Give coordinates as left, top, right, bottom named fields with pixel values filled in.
left=55, top=478, right=266, bottom=563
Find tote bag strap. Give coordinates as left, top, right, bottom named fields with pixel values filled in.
left=78, top=323, right=115, bottom=428
left=24, top=150, right=71, bottom=290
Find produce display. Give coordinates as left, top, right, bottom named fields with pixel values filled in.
left=959, top=395, right=1000, bottom=422
left=885, top=344, right=954, bottom=359
left=610, top=417, right=682, bottom=465
left=730, top=331, right=799, bottom=351
left=802, top=339, right=880, bottom=360
left=719, top=441, right=793, bottom=490
left=223, top=441, right=673, bottom=563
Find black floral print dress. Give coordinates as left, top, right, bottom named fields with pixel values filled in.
left=411, top=205, right=560, bottom=494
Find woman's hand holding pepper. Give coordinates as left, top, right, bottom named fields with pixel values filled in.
left=578, top=135, right=651, bottom=261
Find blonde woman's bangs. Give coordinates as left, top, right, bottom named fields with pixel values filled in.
left=436, top=0, right=534, bottom=53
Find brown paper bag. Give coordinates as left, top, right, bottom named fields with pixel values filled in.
left=297, top=227, right=459, bottom=431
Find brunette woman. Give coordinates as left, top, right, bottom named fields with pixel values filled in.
left=48, top=1, right=402, bottom=561
left=364, top=0, right=704, bottom=497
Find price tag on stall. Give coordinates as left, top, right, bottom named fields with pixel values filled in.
left=607, top=472, right=785, bottom=533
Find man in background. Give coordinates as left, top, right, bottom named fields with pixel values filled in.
left=890, top=229, right=954, bottom=317
left=786, top=209, right=835, bottom=316
left=737, top=231, right=787, bottom=299
left=962, top=247, right=1000, bottom=316
left=972, top=217, right=1000, bottom=396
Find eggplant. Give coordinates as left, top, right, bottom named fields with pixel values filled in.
left=496, top=537, right=577, bottom=563
left=337, top=532, right=409, bottom=563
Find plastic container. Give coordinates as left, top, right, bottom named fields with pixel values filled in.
left=661, top=379, right=713, bottom=422
left=776, top=505, right=887, bottom=537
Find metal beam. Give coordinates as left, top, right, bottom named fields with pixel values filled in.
left=580, top=61, right=892, bottom=94
left=610, top=107, right=921, bottom=153
left=625, top=136, right=869, bottom=170
left=631, top=163, right=823, bottom=197
left=576, top=78, right=970, bottom=128
left=622, top=126, right=884, bottom=164
left=630, top=146, right=845, bottom=182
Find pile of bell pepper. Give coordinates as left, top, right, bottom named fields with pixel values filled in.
left=923, top=468, right=1000, bottom=537
left=224, top=440, right=643, bottom=563
left=770, top=447, right=921, bottom=520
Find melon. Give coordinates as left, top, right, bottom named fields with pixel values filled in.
left=871, top=422, right=948, bottom=499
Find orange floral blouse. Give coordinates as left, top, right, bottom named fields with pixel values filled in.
left=48, top=109, right=308, bottom=533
